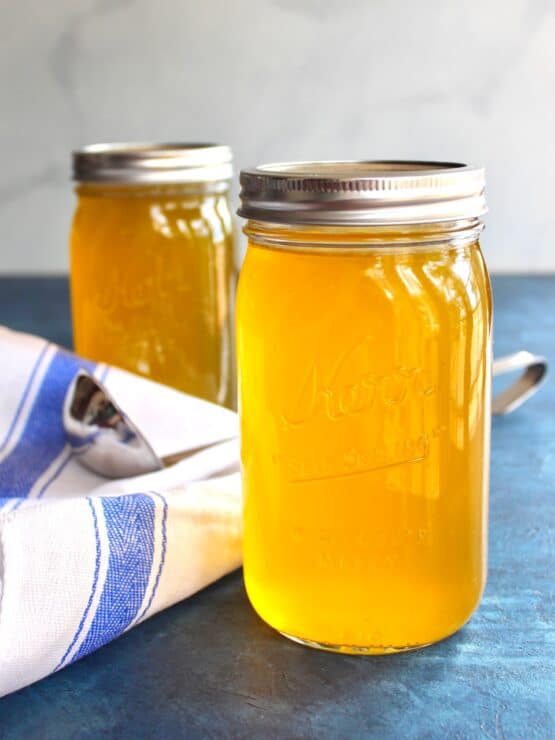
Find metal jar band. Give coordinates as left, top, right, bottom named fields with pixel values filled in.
left=238, top=160, right=486, bottom=226
left=73, top=142, right=233, bottom=184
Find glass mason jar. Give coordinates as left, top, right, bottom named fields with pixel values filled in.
left=236, top=161, right=492, bottom=653
left=70, top=143, right=236, bottom=408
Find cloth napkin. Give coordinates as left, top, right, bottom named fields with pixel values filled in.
left=0, top=326, right=242, bottom=698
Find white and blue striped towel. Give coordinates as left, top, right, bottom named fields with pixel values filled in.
left=0, top=326, right=242, bottom=697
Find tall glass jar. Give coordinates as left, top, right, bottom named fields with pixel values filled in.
left=70, top=143, right=235, bottom=408
left=237, top=161, right=492, bottom=653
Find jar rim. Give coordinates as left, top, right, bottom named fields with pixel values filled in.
left=238, top=160, right=486, bottom=226
left=73, top=142, right=233, bottom=184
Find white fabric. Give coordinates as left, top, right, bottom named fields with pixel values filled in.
left=0, top=327, right=242, bottom=697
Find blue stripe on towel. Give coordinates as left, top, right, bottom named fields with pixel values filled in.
left=70, top=493, right=156, bottom=662
left=135, top=492, right=168, bottom=624
left=36, top=447, right=74, bottom=499
left=56, top=497, right=102, bottom=670
left=0, top=350, right=94, bottom=498
left=0, top=340, right=49, bottom=455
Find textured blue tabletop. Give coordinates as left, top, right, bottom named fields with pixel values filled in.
left=0, top=276, right=553, bottom=739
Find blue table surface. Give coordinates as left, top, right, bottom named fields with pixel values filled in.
left=0, top=276, right=553, bottom=739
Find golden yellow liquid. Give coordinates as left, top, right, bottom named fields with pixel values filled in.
left=237, top=228, right=492, bottom=652
left=70, top=183, right=235, bottom=407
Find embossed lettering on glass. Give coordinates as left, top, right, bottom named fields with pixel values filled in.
left=237, top=161, right=492, bottom=653
left=70, top=143, right=236, bottom=408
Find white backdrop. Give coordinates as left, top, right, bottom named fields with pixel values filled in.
left=1, top=0, right=554, bottom=273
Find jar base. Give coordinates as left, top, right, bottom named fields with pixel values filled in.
left=279, top=631, right=433, bottom=655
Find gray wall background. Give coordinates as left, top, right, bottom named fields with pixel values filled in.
left=1, top=0, right=554, bottom=273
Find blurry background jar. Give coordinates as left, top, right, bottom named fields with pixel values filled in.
left=70, top=143, right=236, bottom=408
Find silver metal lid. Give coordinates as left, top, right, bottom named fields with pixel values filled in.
left=238, top=160, right=486, bottom=225
left=73, top=142, right=233, bottom=184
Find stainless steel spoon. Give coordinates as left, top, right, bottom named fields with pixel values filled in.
left=492, top=351, right=547, bottom=415
left=63, top=371, right=236, bottom=479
